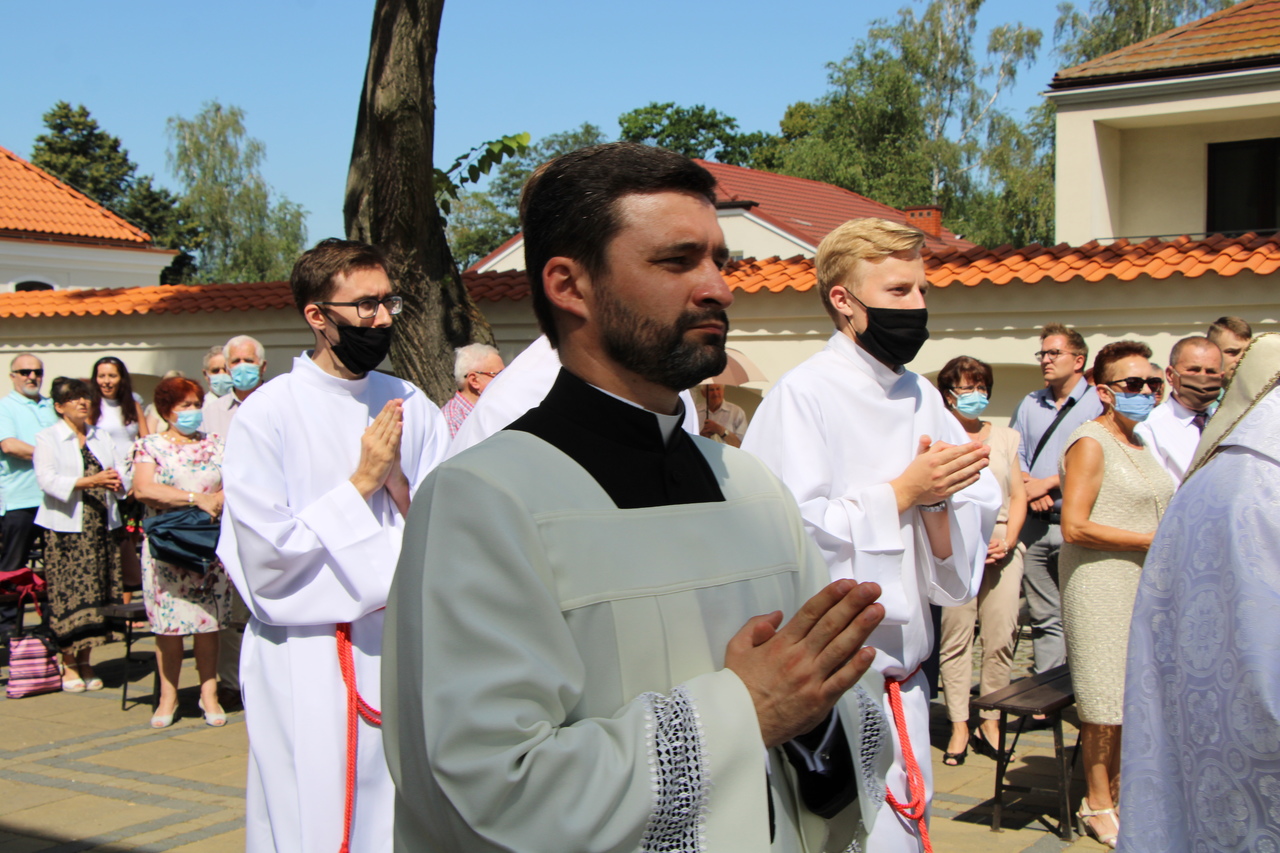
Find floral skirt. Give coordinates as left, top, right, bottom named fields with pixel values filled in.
left=44, top=502, right=121, bottom=655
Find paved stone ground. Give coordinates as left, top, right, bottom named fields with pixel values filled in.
left=0, top=625, right=1113, bottom=852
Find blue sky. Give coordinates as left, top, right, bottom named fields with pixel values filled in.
left=3, top=0, right=1066, bottom=242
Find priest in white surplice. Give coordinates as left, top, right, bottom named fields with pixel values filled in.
left=219, top=239, right=450, bottom=853
left=743, top=218, right=1000, bottom=852
left=1118, top=334, right=1280, bottom=853
left=385, top=143, right=892, bottom=853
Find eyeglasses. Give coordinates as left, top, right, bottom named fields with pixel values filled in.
left=1106, top=376, right=1164, bottom=393
left=951, top=384, right=988, bottom=395
left=1034, top=350, right=1080, bottom=362
left=11, top=369, right=43, bottom=378
left=313, top=295, right=403, bottom=319
left=470, top=371, right=501, bottom=379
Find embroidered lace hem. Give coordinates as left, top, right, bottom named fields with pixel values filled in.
left=640, top=686, right=709, bottom=852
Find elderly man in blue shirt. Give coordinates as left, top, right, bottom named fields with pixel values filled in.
left=0, top=353, right=58, bottom=636
left=1009, top=324, right=1103, bottom=677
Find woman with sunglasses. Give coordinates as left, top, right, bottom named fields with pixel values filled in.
left=1058, top=340, right=1174, bottom=848
left=33, top=378, right=128, bottom=691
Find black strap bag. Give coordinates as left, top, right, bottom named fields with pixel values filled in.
left=142, top=506, right=221, bottom=574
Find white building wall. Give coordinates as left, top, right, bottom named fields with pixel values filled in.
left=1052, top=68, right=1280, bottom=245
left=0, top=237, right=176, bottom=291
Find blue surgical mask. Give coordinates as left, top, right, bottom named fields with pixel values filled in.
left=208, top=374, right=233, bottom=397
left=1113, top=391, right=1155, bottom=422
left=951, top=391, right=989, bottom=418
left=230, top=363, right=261, bottom=392
left=174, top=410, right=203, bottom=435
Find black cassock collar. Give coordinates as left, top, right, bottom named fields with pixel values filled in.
left=505, top=369, right=725, bottom=509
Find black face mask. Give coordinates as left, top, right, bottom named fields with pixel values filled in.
left=850, top=294, right=930, bottom=366
left=323, top=312, right=393, bottom=376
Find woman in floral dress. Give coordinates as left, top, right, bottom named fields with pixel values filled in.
left=132, top=377, right=232, bottom=728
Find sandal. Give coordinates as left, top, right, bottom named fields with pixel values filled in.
left=61, top=676, right=86, bottom=693
left=1077, top=799, right=1119, bottom=848
left=198, top=699, right=227, bottom=728
left=78, top=665, right=104, bottom=691
left=942, top=745, right=967, bottom=766
left=971, top=729, right=1014, bottom=763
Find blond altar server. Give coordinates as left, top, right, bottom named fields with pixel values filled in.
left=743, top=218, right=1000, bottom=852
left=447, top=334, right=699, bottom=456
left=386, top=143, right=891, bottom=853
left=219, top=239, right=450, bottom=853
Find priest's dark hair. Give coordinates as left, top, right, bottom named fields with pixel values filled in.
left=290, top=238, right=389, bottom=315
left=518, top=142, right=717, bottom=347
left=1093, top=340, right=1153, bottom=385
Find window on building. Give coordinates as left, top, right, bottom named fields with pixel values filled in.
left=1206, top=137, right=1280, bottom=236
left=14, top=281, right=54, bottom=292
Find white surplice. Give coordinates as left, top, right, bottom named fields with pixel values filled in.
left=447, top=335, right=699, bottom=456
left=218, top=353, right=450, bottom=853
left=1118, top=385, right=1280, bottom=853
left=384, top=427, right=891, bottom=853
left=742, top=331, right=999, bottom=851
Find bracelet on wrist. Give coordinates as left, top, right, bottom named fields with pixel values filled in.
left=919, top=500, right=948, bottom=513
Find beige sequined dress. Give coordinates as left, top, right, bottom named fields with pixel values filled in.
left=1059, top=420, right=1174, bottom=724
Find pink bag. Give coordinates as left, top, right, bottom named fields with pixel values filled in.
left=6, top=633, right=60, bottom=699
left=2, top=570, right=60, bottom=699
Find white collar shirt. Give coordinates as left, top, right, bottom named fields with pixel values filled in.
left=1135, top=394, right=1206, bottom=486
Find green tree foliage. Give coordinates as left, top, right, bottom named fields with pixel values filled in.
left=167, top=101, right=307, bottom=284
left=31, top=102, right=199, bottom=283
left=618, top=103, right=774, bottom=166
left=489, top=122, right=611, bottom=213
left=444, top=123, right=611, bottom=267
left=764, top=0, right=1050, bottom=247
left=1055, top=0, right=1234, bottom=66
left=446, top=191, right=519, bottom=269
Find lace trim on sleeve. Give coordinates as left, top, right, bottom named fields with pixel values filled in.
left=854, top=685, right=888, bottom=814
left=640, top=686, right=710, bottom=852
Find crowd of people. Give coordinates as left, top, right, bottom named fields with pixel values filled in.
left=0, top=140, right=1272, bottom=853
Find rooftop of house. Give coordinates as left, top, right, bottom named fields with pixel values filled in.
left=694, top=159, right=973, bottom=253
left=470, top=158, right=974, bottom=271
left=0, top=146, right=155, bottom=247
left=1051, top=0, right=1280, bottom=89
left=7, top=233, right=1274, bottom=318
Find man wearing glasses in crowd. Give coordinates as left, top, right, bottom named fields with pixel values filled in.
left=1009, top=324, right=1102, bottom=677
left=219, top=239, right=450, bottom=853
left=0, top=354, right=57, bottom=641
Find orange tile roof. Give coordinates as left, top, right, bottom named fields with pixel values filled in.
left=695, top=160, right=974, bottom=253
left=4, top=233, right=1274, bottom=319
left=0, top=280, right=294, bottom=318
left=0, top=147, right=154, bottom=246
left=1051, top=0, right=1280, bottom=88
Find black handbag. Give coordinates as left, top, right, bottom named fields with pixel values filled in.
left=142, top=506, right=221, bottom=574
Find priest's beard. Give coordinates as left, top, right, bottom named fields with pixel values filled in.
left=596, top=291, right=729, bottom=392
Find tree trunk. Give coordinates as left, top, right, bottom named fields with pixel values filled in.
left=344, top=0, right=494, bottom=405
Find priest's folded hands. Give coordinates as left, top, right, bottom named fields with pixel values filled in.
left=725, top=578, right=884, bottom=748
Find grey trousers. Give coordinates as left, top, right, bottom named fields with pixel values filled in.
left=1019, top=515, right=1066, bottom=674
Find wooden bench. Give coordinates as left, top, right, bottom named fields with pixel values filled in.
left=973, top=664, right=1078, bottom=840
left=98, top=602, right=158, bottom=711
